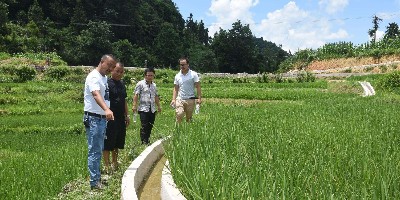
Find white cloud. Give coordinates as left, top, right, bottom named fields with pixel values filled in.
left=318, top=0, right=349, bottom=14
left=206, top=0, right=351, bottom=52
left=376, top=11, right=400, bottom=20
left=208, top=0, right=259, bottom=36
left=375, top=30, right=385, bottom=41
left=326, top=29, right=349, bottom=40
left=253, top=1, right=349, bottom=52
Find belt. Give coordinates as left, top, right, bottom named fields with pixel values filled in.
left=181, top=97, right=197, bottom=100
left=84, top=111, right=106, bottom=119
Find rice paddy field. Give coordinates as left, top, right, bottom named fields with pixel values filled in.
left=1, top=74, right=400, bottom=199
left=0, top=81, right=174, bottom=199
left=166, top=78, right=400, bottom=199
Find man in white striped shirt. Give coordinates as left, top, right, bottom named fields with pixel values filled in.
left=132, top=68, right=162, bottom=144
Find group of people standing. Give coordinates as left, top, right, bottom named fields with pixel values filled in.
left=83, top=54, right=202, bottom=190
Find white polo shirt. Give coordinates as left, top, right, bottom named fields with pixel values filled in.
left=174, top=69, right=200, bottom=100
left=83, top=69, right=110, bottom=115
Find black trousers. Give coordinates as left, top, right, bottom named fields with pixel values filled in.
left=139, top=111, right=156, bottom=144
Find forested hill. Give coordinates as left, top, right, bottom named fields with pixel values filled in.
left=0, top=0, right=289, bottom=73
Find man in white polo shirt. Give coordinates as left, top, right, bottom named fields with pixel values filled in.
left=83, top=54, right=116, bottom=190
left=170, top=57, right=202, bottom=123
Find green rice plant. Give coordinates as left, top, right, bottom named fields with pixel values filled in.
left=296, top=71, right=316, bottom=83
left=376, top=71, right=400, bottom=93
left=0, top=74, right=18, bottom=83
left=346, top=74, right=385, bottom=82
left=390, top=63, right=398, bottom=70
left=203, top=86, right=333, bottom=101
left=342, top=68, right=352, bottom=73
left=327, top=81, right=363, bottom=94
left=13, top=52, right=67, bottom=66
left=15, top=65, right=37, bottom=82
left=3, top=74, right=399, bottom=199
left=0, top=52, right=11, bottom=60
left=364, top=66, right=374, bottom=72
left=202, top=80, right=327, bottom=89
left=379, top=65, right=388, bottom=73
left=0, top=80, right=173, bottom=199
left=166, top=85, right=400, bottom=199
left=44, top=66, right=72, bottom=81
left=0, top=121, right=88, bottom=199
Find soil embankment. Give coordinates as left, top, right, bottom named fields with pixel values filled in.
left=306, top=55, right=400, bottom=73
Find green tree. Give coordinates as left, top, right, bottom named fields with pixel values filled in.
left=0, top=2, right=8, bottom=51
left=183, top=14, right=209, bottom=47
left=131, top=45, right=157, bottom=68
left=187, top=43, right=217, bottom=72
left=211, top=20, right=256, bottom=73
left=253, top=37, right=290, bottom=73
left=0, top=2, right=8, bottom=31
left=75, top=21, right=114, bottom=65
left=197, top=20, right=209, bottom=45
left=384, top=22, right=400, bottom=40
left=112, top=39, right=156, bottom=67
left=2, top=21, right=43, bottom=53
left=153, top=22, right=181, bottom=68
left=368, top=15, right=382, bottom=44
left=28, top=0, right=44, bottom=24
left=57, top=27, right=81, bottom=65
left=211, top=28, right=230, bottom=72
left=70, top=0, right=87, bottom=33
left=184, top=13, right=198, bottom=46
left=47, top=0, right=75, bottom=25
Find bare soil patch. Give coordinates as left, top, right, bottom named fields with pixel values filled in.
left=307, top=55, right=400, bottom=73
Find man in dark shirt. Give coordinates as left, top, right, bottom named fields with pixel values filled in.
left=103, top=62, right=130, bottom=173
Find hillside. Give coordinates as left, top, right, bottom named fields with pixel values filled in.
left=307, top=55, right=400, bottom=73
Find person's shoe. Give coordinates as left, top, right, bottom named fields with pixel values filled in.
left=90, top=182, right=105, bottom=190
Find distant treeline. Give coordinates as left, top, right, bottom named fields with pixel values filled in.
left=0, top=0, right=289, bottom=73
left=2, top=1, right=398, bottom=73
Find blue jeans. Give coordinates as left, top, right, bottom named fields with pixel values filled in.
left=84, top=115, right=107, bottom=187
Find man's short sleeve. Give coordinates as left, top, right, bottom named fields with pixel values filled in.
left=134, top=82, right=142, bottom=95
left=155, top=84, right=159, bottom=96
left=193, top=72, right=200, bottom=83
left=173, top=74, right=179, bottom=85
left=88, top=76, right=100, bottom=92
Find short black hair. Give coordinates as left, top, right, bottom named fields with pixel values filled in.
left=144, top=67, right=155, bottom=76
left=116, top=61, right=124, bottom=68
left=178, top=57, right=189, bottom=64
left=101, top=54, right=116, bottom=62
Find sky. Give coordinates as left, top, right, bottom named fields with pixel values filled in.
left=172, top=0, right=400, bottom=53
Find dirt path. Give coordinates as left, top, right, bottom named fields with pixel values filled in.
left=137, top=156, right=167, bottom=200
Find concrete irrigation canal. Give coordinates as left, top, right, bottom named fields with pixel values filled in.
left=121, top=138, right=185, bottom=200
